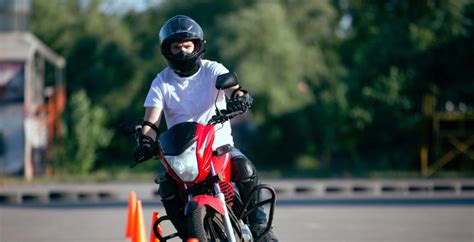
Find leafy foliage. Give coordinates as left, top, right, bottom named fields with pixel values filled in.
left=54, top=90, right=112, bottom=174
left=217, top=1, right=312, bottom=116
left=30, top=0, right=474, bottom=177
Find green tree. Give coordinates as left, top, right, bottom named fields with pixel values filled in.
left=215, top=0, right=347, bottom=172
left=217, top=1, right=311, bottom=116
left=31, top=0, right=138, bottom=116
left=30, top=0, right=474, bottom=177
left=54, top=90, right=112, bottom=174
left=337, top=0, right=474, bottom=172
left=31, top=0, right=146, bottom=169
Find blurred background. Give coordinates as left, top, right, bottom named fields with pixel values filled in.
left=0, top=0, right=473, bottom=182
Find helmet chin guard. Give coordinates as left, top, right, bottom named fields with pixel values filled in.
left=159, top=15, right=206, bottom=77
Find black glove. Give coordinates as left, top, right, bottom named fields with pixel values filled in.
left=227, top=92, right=253, bottom=113
left=133, top=134, right=157, bottom=162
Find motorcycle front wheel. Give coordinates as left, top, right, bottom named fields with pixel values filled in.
left=187, top=206, right=241, bottom=242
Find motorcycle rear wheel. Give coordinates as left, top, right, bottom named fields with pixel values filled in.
left=187, top=206, right=241, bottom=241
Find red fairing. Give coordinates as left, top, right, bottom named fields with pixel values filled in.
left=193, top=123, right=215, bottom=184
left=193, top=195, right=225, bottom=215
left=213, top=152, right=231, bottom=181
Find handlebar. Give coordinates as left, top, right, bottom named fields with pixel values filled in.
left=208, top=110, right=244, bottom=125
left=124, top=106, right=242, bottom=168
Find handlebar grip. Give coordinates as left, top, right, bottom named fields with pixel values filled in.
left=208, top=110, right=244, bottom=124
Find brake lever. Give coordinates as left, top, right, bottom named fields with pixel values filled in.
left=209, top=110, right=244, bottom=124
left=135, top=127, right=143, bottom=144
left=224, top=110, right=244, bottom=119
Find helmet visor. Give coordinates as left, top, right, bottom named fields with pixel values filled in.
left=159, top=16, right=204, bottom=45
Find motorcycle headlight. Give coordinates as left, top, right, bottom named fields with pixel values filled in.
left=165, top=142, right=198, bottom=182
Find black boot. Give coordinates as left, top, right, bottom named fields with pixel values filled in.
left=230, top=149, right=279, bottom=241
left=251, top=224, right=279, bottom=242
left=235, top=176, right=279, bottom=242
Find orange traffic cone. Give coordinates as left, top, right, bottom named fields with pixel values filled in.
left=126, top=191, right=137, bottom=239
left=150, top=212, right=162, bottom=242
left=133, top=200, right=148, bottom=242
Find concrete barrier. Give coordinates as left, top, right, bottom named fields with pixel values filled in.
left=1, top=179, right=473, bottom=204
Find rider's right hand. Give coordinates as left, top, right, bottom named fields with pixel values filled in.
left=133, top=134, right=157, bottom=162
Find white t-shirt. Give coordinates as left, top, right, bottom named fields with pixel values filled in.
left=144, top=59, right=234, bottom=148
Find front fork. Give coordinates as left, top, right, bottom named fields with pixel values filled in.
left=153, top=171, right=276, bottom=242
left=186, top=163, right=237, bottom=241
left=152, top=185, right=234, bottom=242
left=210, top=162, right=237, bottom=242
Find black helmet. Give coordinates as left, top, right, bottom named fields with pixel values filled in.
left=159, top=15, right=206, bottom=77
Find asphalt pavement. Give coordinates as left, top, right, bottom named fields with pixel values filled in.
left=1, top=179, right=473, bottom=242
left=1, top=200, right=473, bottom=242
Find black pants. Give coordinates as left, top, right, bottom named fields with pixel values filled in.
left=228, top=148, right=267, bottom=225
left=158, top=147, right=267, bottom=238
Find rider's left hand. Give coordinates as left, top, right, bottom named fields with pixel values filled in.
left=227, top=92, right=253, bottom=113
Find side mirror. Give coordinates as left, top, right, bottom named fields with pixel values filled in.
left=216, top=72, right=238, bottom=90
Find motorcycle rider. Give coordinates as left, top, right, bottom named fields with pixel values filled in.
left=133, top=15, right=278, bottom=241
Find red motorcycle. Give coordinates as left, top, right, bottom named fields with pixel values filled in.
left=125, top=73, right=276, bottom=241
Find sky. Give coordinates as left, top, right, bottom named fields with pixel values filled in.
left=99, top=0, right=161, bottom=15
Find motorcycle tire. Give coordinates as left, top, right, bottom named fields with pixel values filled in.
left=187, top=205, right=241, bottom=242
